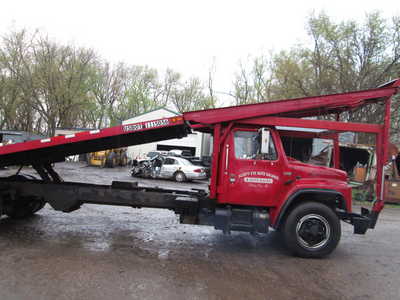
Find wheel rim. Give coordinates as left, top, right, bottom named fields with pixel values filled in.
left=296, top=214, right=331, bottom=250
left=175, top=173, right=184, bottom=182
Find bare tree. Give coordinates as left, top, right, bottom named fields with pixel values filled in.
left=0, top=28, right=219, bottom=135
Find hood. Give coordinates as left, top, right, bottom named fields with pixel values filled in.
left=287, top=157, right=347, bottom=181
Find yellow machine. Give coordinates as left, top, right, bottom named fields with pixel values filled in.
left=88, top=148, right=128, bottom=168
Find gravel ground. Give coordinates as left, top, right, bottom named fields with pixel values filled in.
left=0, top=162, right=400, bottom=300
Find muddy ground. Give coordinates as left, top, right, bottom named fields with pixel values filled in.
left=0, top=162, right=400, bottom=300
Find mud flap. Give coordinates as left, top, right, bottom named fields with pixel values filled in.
left=368, top=210, right=380, bottom=229
left=352, top=216, right=370, bottom=234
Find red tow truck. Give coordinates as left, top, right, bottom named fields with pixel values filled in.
left=0, top=80, right=398, bottom=257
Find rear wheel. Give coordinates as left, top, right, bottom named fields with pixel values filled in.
left=282, top=202, right=341, bottom=258
left=5, top=196, right=45, bottom=219
left=174, top=171, right=186, bottom=182
left=3, top=175, right=45, bottom=219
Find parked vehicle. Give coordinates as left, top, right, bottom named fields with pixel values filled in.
left=88, top=148, right=128, bottom=168
left=167, top=149, right=211, bottom=173
left=131, top=155, right=207, bottom=181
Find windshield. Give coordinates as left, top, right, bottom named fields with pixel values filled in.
left=147, top=151, right=159, bottom=158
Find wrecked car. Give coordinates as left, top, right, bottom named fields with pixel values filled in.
left=131, top=155, right=208, bottom=182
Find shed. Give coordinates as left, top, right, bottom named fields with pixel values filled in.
left=122, top=108, right=211, bottom=159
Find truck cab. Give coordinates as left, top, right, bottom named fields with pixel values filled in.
left=208, top=125, right=353, bottom=257
left=217, top=126, right=351, bottom=206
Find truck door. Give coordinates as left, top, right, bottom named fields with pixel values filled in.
left=222, top=128, right=287, bottom=207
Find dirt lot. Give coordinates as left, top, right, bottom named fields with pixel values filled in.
left=1, top=162, right=400, bottom=300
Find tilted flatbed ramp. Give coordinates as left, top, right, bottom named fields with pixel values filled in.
left=0, top=115, right=203, bottom=222
left=0, top=116, right=188, bottom=167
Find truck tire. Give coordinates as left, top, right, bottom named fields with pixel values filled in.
left=174, top=171, right=187, bottom=182
left=282, top=202, right=341, bottom=258
left=2, top=174, right=45, bottom=219
left=5, top=196, right=45, bottom=219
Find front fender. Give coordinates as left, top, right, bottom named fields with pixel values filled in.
left=271, top=178, right=352, bottom=228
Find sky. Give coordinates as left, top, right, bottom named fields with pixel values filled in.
left=0, top=0, right=398, bottom=104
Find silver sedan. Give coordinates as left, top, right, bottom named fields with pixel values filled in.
left=131, top=156, right=208, bottom=182
left=160, top=156, right=208, bottom=181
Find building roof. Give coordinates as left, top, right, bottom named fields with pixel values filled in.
left=124, top=107, right=180, bottom=121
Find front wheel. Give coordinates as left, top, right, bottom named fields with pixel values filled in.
left=282, top=202, right=341, bottom=258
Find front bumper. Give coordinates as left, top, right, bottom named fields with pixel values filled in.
left=338, top=207, right=379, bottom=234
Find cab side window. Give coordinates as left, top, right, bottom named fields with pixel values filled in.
left=234, top=130, right=277, bottom=160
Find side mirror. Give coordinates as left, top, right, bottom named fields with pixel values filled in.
left=260, top=128, right=270, bottom=154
